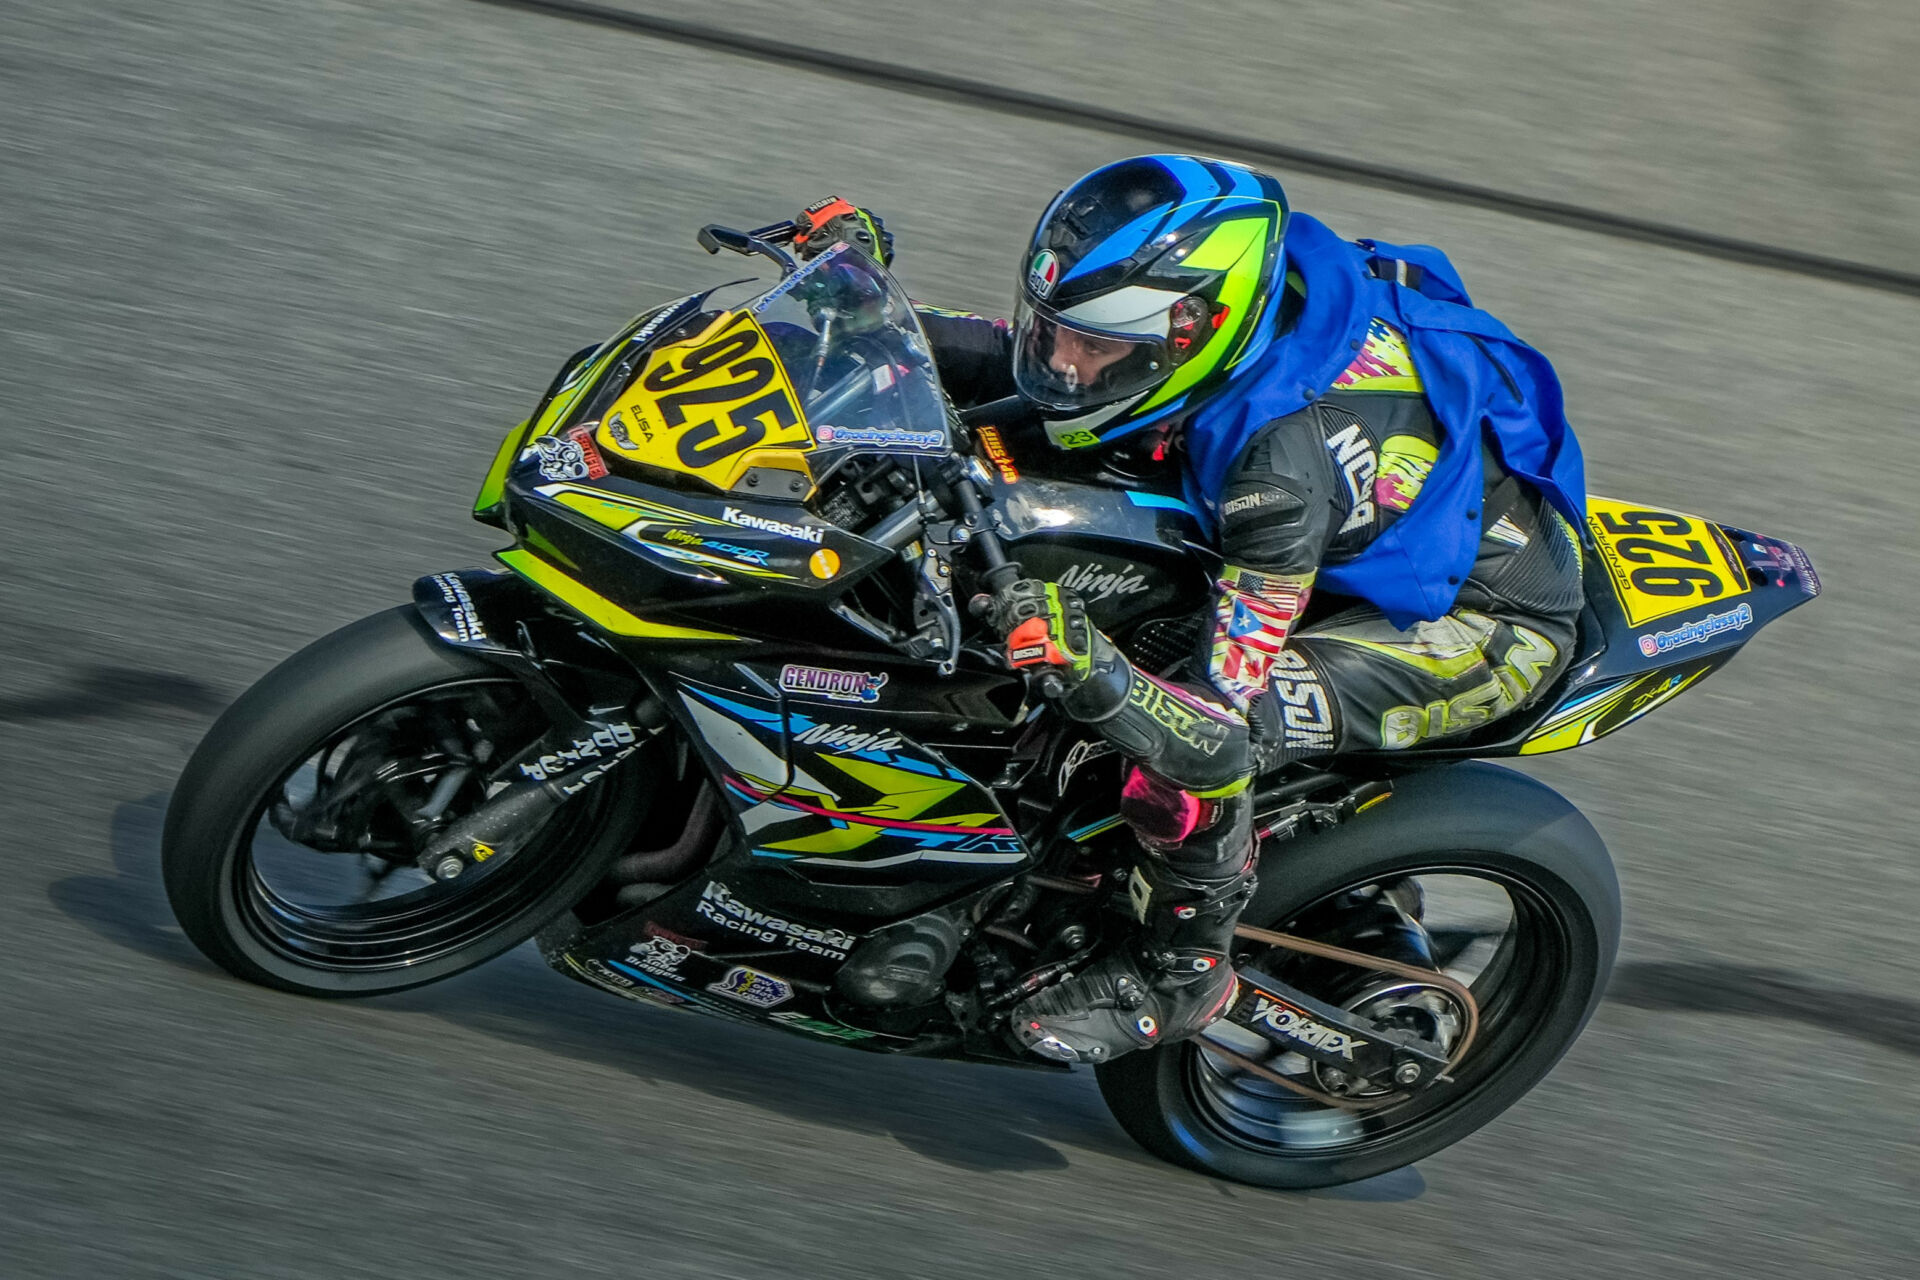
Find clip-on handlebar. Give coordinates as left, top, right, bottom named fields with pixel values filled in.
left=950, top=462, right=1068, bottom=701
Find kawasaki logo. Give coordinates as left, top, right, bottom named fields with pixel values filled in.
left=722, top=506, right=822, bottom=544
left=696, top=881, right=855, bottom=959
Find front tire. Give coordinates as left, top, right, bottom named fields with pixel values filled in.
left=1095, top=762, right=1619, bottom=1189
left=163, top=607, right=649, bottom=997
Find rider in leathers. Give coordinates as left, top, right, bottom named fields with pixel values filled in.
left=791, top=161, right=1587, bottom=1065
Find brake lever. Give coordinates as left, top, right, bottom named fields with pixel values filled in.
left=696, top=223, right=799, bottom=275
left=747, top=219, right=801, bottom=245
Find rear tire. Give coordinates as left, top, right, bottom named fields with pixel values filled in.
left=1095, top=762, right=1619, bottom=1189
left=163, top=607, right=649, bottom=997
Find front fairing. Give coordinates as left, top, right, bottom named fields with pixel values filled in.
left=476, top=245, right=951, bottom=521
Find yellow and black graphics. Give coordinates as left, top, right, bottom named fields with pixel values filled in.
left=1374, top=434, right=1439, bottom=514
left=596, top=310, right=814, bottom=494
left=474, top=295, right=707, bottom=519
left=1518, top=656, right=1722, bottom=756
left=520, top=478, right=876, bottom=596
left=676, top=683, right=1028, bottom=875
left=1587, top=496, right=1749, bottom=628
left=535, top=481, right=794, bottom=583
left=1360, top=614, right=1562, bottom=750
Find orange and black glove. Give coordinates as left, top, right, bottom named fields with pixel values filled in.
left=981, top=579, right=1098, bottom=686
left=794, top=196, right=894, bottom=266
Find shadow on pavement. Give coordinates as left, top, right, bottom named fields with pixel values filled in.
left=0, top=665, right=224, bottom=722
left=53, top=792, right=1430, bottom=1194
left=50, top=794, right=1112, bottom=1180
left=395, top=959, right=1429, bottom=1198
left=1607, top=960, right=1920, bottom=1058
left=43, top=792, right=208, bottom=975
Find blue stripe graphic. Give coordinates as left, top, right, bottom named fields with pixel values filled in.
left=1159, top=155, right=1223, bottom=202
left=1063, top=205, right=1176, bottom=282
left=1124, top=491, right=1193, bottom=513
left=684, top=685, right=783, bottom=731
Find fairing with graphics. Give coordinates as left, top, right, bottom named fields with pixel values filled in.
left=1333, top=499, right=1821, bottom=762
left=975, top=462, right=1212, bottom=634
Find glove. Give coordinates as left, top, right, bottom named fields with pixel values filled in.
left=979, top=578, right=1098, bottom=685
left=794, top=196, right=894, bottom=266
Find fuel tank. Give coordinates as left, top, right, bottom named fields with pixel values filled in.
left=981, top=473, right=1213, bottom=633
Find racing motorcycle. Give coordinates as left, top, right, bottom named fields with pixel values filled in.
left=163, top=220, right=1821, bottom=1189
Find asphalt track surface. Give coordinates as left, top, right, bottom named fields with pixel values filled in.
left=2, top=2, right=1915, bottom=1277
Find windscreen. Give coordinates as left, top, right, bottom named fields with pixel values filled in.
left=571, top=245, right=952, bottom=493
left=746, top=243, right=951, bottom=461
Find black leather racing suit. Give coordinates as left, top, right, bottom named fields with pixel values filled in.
left=916, top=302, right=1584, bottom=1061
left=917, top=303, right=1584, bottom=765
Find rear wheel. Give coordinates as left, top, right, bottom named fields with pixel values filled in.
left=163, top=607, right=650, bottom=997
left=1095, top=763, right=1618, bottom=1189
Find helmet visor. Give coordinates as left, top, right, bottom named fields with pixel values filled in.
left=1011, top=295, right=1173, bottom=413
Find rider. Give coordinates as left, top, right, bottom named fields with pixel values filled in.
left=790, top=161, right=1588, bottom=1065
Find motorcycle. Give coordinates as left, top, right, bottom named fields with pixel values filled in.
left=163, top=219, right=1821, bottom=1188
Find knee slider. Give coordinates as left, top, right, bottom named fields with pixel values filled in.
left=1118, top=768, right=1253, bottom=868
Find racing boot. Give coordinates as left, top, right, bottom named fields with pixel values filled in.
left=1012, top=774, right=1257, bottom=1065
left=977, top=577, right=1258, bottom=1062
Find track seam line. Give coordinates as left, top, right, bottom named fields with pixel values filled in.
left=471, top=0, right=1920, bottom=300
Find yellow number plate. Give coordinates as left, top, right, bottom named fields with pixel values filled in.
left=1587, top=496, right=1749, bottom=627
left=597, top=311, right=811, bottom=490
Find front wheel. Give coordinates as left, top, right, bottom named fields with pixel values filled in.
left=162, top=607, right=650, bottom=997
left=1095, top=763, right=1619, bottom=1189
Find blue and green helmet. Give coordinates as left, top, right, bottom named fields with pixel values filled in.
left=1011, top=155, right=1290, bottom=449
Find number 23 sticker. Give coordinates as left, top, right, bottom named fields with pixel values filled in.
left=601, top=311, right=810, bottom=483
left=1587, top=496, right=1749, bottom=626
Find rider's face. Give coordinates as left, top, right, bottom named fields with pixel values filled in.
left=1048, top=328, right=1131, bottom=390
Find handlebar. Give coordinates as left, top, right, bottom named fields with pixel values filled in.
left=950, top=460, right=1068, bottom=700
left=949, top=463, right=1022, bottom=595
left=686, top=222, right=1059, bottom=696
left=955, top=395, right=1028, bottom=429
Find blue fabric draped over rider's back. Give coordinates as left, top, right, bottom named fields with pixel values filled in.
left=1181, top=213, right=1587, bottom=628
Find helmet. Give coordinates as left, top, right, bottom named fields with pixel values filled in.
left=1011, top=155, right=1289, bottom=450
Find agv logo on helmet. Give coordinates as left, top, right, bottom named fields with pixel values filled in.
left=1027, top=249, right=1059, bottom=300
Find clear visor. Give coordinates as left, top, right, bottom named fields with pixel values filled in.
left=1011, top=295, right=1172, bottom=413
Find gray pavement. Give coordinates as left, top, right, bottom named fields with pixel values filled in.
left=2, top=1, right=1915, bottom=1277
left=587, top=0, right=1920, bottom=270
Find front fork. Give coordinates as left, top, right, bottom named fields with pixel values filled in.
left=408, top=569, right=666, bottom=881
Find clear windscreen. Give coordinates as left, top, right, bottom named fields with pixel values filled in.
left=562, top=244, right=952, bottom=496
left=744, top=244, right=951, bottom=458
